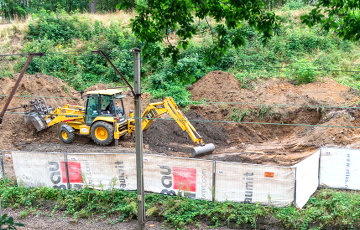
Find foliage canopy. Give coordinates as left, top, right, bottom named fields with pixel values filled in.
left=127, top=0, right=281, bottom=61
left=301, top=0, right=360, bottom=41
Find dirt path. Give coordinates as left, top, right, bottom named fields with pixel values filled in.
left=3, top=208, right=232, bottom=230
left=3, top=208, right=166, bottom=230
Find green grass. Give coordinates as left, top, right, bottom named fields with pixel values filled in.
left=1, top=180, right=360, bottom=229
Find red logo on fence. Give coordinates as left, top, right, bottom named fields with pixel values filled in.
left=173, top=167, right=196, bottom=192
left=60, top=162, right=83, bottom=183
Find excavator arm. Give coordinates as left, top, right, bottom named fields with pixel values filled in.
left=128, top=97, right=215, bottom=156
left=141, top=97, right=204, bottom=145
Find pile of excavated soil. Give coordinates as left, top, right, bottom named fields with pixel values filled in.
left=189, top=70, right=360, bottom=164
left=0, top=74, right=81, bottom=150
left=188, top=70, right=241, bottom=102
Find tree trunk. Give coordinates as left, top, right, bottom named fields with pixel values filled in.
left=88, top=0, right=97, bottom=13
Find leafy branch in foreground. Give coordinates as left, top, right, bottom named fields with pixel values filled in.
left=127, top=0, right=281, bottom=62
left=301, top=0, right=360, bottom=41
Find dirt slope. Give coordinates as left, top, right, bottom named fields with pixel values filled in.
left=189, top=71, right=360, bottom=165
left=0, top=74, right=81, bottom=150
left=1, top=71, right=360, bottom=166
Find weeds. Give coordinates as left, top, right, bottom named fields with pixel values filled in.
left=1, top=180, right=360, bottom=229
left=258, top=105, right=273, bottom=121
left=0, top=214, right=24, bottom=229
left=230, top=109, right=248, bottom=122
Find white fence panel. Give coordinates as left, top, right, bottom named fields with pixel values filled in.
left=143, top=155, right=213, bottom=201
left=215, top=162, right=295, bottom=207
left=67, top=153, right=136, bottom=190
left=320, top=147, right=360, bottom=190
left=12, top=151, right=65, bottom=188
left=294, top=150, right=320, bottom=208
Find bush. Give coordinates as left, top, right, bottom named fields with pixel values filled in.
left=21, top=13, right=139, bottom=91
left=286, top=60, right=318, bottom=85
left=27, top=10, right=92, bottom=44
left=146, top=73, right=191, bottom=106
left=283, top=0, right=306, bottom=10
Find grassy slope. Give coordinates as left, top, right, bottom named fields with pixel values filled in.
left=1, top=6, right=360, bottom=96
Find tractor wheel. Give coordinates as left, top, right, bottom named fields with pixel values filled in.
left=91, top=121, right=114, bottom=146
left=59, top=124, right=75, bottom=144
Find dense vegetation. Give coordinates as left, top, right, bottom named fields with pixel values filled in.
left=0, top=1, right=360, bottom=107
left=1, top=180, right=360, bottom=229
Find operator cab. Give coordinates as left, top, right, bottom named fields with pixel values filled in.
left=84, top=89, right=126, bottom=125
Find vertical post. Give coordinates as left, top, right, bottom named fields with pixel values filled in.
left=0, top=53, right=43, bottom=125
left=64, top=152, right=71, bottom=189
left=318, top=148, right=322, bottom=187
left=212, top=160, right=216, bottom=201
left=132, top=48, right=145, bottom=229
left=0, top=151, right=5, bottom=183
left=293, top=168, right=297, bottom=207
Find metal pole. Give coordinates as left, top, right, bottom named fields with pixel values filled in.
left=132, top=48, right=145, bottom=229
left=0, top=53, right=43, bottom=124
left=64, top=152, right=71, bottom=189
left=0, top=151, right=5, bottom=183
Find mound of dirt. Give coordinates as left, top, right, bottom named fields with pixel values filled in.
left=189, top=70, right=241, bottom=102
left=0, top=74, right=81, bottom=149
left=84, top=83, right=110, bottom=92
left=189, top=71, right=360, bottom=164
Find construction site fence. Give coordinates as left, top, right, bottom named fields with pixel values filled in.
left=1, top=147, right=358, bottom=208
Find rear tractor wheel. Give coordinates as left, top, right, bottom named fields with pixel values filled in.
left=59, top=124, right=75, bottom=144
left=91, top=121, right=114, bottom=146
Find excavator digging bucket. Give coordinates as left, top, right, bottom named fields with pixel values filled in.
left=192, top=143, right=215, bottom=157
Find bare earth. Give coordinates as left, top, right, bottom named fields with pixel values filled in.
left=3, top=208, right=232, bottom=230
left=1, top=71, right=360, bottom=166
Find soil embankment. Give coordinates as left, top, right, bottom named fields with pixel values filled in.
left=1, top=71, right=360, bottom=166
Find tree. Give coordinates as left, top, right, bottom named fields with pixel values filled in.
left=122, top=0, right=281, bottom=62
left=88, top=0, right=97, bottom=13
left=301, top=0, right=360, bottom=41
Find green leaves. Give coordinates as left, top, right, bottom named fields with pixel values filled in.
left=301, top=0, right=360, bottom=42
left=0, top=214, right=24, bottom=230
left=130, top=0, right=281, bottom=62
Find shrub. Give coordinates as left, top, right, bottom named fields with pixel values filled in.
left=27, top=10, right=92, bottom=44
left=146, top=73, right=191, bottom=106
left=283, top=0, right=306, bottom=10
left=286, top=60, right=318, bottom=85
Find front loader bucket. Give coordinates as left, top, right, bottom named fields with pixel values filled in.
left=192, top=143, right=215, bottom=157
left=24, top=112, right=47, bottom=132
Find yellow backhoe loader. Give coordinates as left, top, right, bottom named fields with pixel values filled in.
left=24, top=89, right=215, bottom=157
